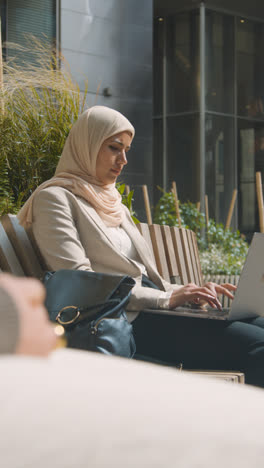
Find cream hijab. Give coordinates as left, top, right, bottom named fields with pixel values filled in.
left=18, top=106, right=135, bottom=228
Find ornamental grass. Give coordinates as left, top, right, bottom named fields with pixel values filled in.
left=0, top=36, right=89, bottom=215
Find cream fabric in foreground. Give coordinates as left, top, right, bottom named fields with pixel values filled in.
left=18, top=106, right=135, bottom=228
left=0, top=349, right=264, bottom=468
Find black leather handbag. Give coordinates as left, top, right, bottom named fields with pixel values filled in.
left=43, top=270, right=136, bottom=358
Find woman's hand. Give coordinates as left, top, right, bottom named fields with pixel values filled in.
left=169, top=282, right=237, bottom=311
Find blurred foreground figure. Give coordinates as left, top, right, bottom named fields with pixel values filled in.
left=0, top=349, right=264, bottom=468
left=0, top=274, right=264, bottom=468
left=0, top=274, right=57, bottom=355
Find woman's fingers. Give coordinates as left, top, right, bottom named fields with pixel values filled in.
left=189, top=290, right=222, bottom=310
left=203, top=282, right=235, bottom=299
left=170, top=281, right=237, bottom=310
left=169, top=284, right=223, bottom=310
left=214, top=285, right=234, bottom=299
left=220, top=283, right=237, bottom=291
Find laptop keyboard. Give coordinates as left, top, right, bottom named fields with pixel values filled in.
left=179, top=303, right=230, bottom=315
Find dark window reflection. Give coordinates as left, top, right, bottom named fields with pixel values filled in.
left=205, top=115, right=235, bottom=224
left=238, top=120, right=264, bottom=234
left=153, top=17, right=164, bottom=116
left=237, top=18, right=264, bottom=120
left=0, top=0, right=7, bottom=60
left=153, top=118, right=164, bottom=201
left=166, top=11, right=200, bottom=113
left=206, top=11, right=234, bottom=114
left=153, top=6, right=264, bottom=235
left=5, top=0, right=56, bottom=65
left=167, top=114, right=199, bottom=203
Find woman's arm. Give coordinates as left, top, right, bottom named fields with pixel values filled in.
left=32, top=191, right=173, bottom=312
left=32, top=188, right=93, bottom=272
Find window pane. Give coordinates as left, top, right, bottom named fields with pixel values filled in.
left=167, top=114, right=199, bottom=203
left=205, top=114, right=235, bottom=224
left=166, top=11, right=200, bottom=114
left=6, top=0, right=56, bottom=65
left=237, top=18, right=264, bottom=120
left=205, top=11, right=234, bottom=114
left=238, top=120, right=264, bottom=235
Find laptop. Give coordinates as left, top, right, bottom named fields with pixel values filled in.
left=143, top=233, right=264, bottom=321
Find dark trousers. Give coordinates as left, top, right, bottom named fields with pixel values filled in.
left=133, top=313, right=264, bottom=387
left=133, top=277, right=264, bottom=387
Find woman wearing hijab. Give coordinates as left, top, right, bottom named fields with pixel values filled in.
left=18, top=106, right=264, bottom=387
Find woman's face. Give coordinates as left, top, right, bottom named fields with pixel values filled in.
left=96, top=131, right=132, bottom=184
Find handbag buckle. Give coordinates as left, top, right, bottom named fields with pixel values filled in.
left=56, top=306, right=81, bottom=325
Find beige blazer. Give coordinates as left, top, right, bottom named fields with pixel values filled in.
left=32, top=186, right=175, bottom=313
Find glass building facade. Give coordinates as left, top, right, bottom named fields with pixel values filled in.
left=0, top=0, right=57, bottom=64
left=154, top=2, right=264, bottom=237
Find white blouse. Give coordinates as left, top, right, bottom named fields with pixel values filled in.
left=106, top=226, right=172, bottom=310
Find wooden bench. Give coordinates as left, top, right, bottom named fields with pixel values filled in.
left=138, top=223, right=203, bottom=286
left=138, top=223, right=239, bottom=307
left=137, top=223, right=244, bottom=383
left=0, top=214, right=244, bottom=383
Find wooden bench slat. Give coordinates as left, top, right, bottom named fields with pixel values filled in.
left=170, top=227, right=189, bottom=285
left=1, top=214, right=44, bottom=279
left=0, top=224, right=25, bottom=276
left=179, top=228, right=195, bottom=283
left=136, top=223, right=157, bottom=267
left=160, top=225, right=182, bottom=284
left=186, top=230, right=200, bottom=286
left=191, top=232, right=204, bottom=286
left=148, top=224, right=170, bottom=282
left=189, top=233, right=202, bottom=286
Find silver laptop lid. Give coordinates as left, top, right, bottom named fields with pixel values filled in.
left=229, top=233, right=264, bottom=321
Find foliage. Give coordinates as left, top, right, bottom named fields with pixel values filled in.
left=154, top=189, right=248, bottom=275
left=199, top=243, right=246, bottom=275
left=205, top=219, right=248, bottom=259
left=154, top=190, right=205, bottom=233
left=117, top=183, right=139, bottom=224
left=0, top=36, right=88, bottom=215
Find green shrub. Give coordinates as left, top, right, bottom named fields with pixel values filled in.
left=154, top=190, right=205, bottom=233
left=199, top=243, right=246, bottom=275
left=206, top=219, right=248, bottom=259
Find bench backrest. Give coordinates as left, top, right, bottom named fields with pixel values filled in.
left=0, top=215, right=239, bottom=309
left=138, top=223, right=203, bottom=286
left=0, top=223, right=25, bottom=275
left=0, top=214, right=44, bottom=278
left=137, top=223, right=239, bottom=308
left=1, top=215, right=199, bottom=284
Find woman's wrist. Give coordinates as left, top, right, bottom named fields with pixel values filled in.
left=157, top=291, right=173, bottom=310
